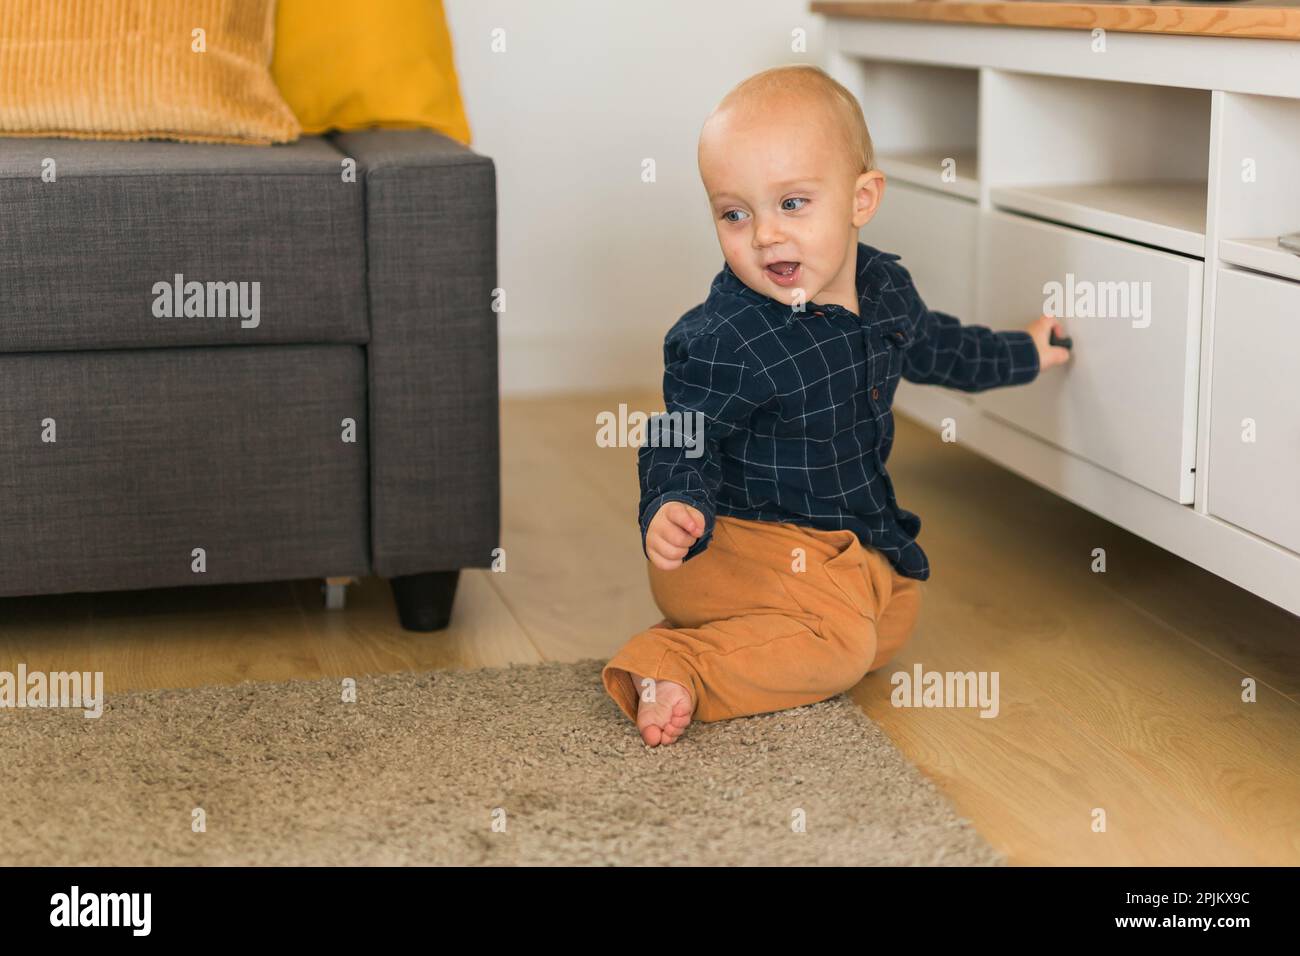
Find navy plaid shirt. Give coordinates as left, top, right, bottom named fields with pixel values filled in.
left=638, top=241, right=1040, bottom=580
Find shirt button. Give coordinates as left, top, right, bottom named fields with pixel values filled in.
left=871, top=386, right=881, bottom=400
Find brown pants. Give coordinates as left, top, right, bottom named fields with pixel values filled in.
left=602, top=514, right=922, bottom=724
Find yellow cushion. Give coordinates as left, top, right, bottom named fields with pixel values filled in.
left=272, top=0, right=471, bottom=144
left=0, top=0, right=300, bottom=145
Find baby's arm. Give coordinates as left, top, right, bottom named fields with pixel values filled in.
left=885, top=259, right=1070, bottom=391
left=638, top=329, right=765, bottom=570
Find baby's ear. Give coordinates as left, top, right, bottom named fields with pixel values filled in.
left=852, top=169, right=886, bottom=227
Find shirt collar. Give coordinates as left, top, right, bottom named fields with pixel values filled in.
left=712, top=242, right=898, bottom=329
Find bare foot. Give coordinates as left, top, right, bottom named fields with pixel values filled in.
left=629, top=672, right=693, bottom=747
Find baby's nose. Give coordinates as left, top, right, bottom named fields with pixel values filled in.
left=753, top=215, right=786, bottom=244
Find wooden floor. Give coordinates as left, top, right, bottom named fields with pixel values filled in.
left=2, top=390, right=1298, bottom=866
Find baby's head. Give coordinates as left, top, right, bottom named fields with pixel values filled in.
left=698, top=65, right=884, bottom=311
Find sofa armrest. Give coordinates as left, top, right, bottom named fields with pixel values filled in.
left=332, top=129, right=499, bottom=577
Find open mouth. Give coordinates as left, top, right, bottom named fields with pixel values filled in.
left=764, top=261, right=801, bottom=287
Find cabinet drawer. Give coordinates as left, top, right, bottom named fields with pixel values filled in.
left=974, top=211, right=1202, bottom=503
left=1208, top=268, right=1300, bottom=554
left=866, top=181, right=977, bottom=318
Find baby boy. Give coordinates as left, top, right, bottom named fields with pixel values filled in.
left=602, top=65, right=1070, bottom=746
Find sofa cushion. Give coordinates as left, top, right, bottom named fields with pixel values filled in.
left=0, top=0, right=300, bottom=146
left=0, top=136, right=367, bottom=352
left=0, top=344, right=370, bottom=597
left=273, top=0, right=471, bottom=144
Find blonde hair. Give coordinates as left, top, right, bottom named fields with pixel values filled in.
left=714, top=64, right=875, bottom=174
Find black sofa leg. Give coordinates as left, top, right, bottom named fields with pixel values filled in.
left=389, top=570, right=460, bottom=632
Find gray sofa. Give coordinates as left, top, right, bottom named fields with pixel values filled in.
left=0, top=129, right=500, bottom=631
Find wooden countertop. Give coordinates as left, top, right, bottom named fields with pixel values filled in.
left=809, top=1, right=1300, bottom=40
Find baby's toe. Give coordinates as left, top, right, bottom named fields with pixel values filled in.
left=637, top=707, right=672, bottom=744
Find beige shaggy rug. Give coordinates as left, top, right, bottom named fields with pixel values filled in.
left=0, top=659, right=1002, bottom=865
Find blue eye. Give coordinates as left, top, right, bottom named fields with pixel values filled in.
left=722, top=209, right=749, bottom=223
left=782, top=197, right=809, bottom=211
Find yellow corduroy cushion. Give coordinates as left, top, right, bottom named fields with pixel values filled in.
left=271, top=0, right=471, bottom=144
left=0, top=0, right=300, bottom=145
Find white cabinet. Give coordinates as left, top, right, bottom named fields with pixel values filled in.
left=1208, top=268, right=1300, bottom=555
left=865, top=180, right=977, bottom=318
left=974, top=211, right=1202, bottom=503
left=821, top=25, right=1300, bottom=616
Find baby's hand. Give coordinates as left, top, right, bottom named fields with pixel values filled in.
left=646, top=501, right=705, bottom=571
left=1026, top=314, right=1072, bottom=370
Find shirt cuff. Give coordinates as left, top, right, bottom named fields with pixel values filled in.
left=1000, top=330, right=1040, bottom=386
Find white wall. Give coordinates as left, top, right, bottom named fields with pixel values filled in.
left=445, top=0, right=825, bottom=395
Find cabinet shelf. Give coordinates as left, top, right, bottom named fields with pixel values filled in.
left=990, top=181, right=1207, bottom=257
left=1218, top=238, right=1300, bottom=284
left=878, top=149, right=979, bottom=200
left=1213, top=93, right=1300, bottom=281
